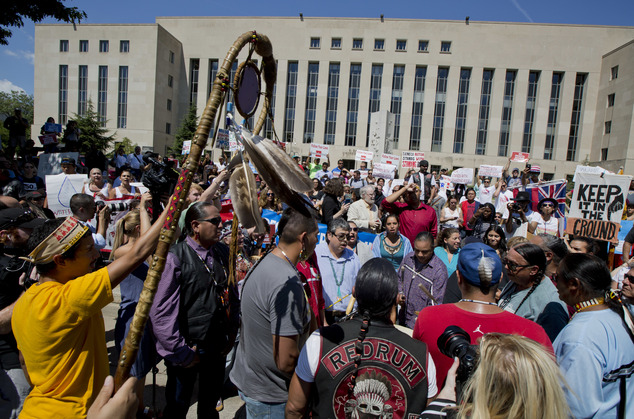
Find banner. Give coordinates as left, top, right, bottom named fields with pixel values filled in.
left=216, top=129, right=230, bottom=149
left=355, top=150, right=374, bottom=162
left=380, top=153, right=400, bottom=166
left=510, top=151, right=530, bottom=162
left=478, top=165, right=504, bottom=178
left=310, top=143, right=329, bottom=158
left=526, top=180, right=568, bottom=218
left=566, top=173, right=631, bottom=243
left=572, top=165, right=610, bottom=182
left=182, top=140, right=192, bottom=155
left=450, top=168, right=474, bottom=185
left=44, top=122, right=62, bottom=133
left=45, top=174, right=87, bottom=217
left=402, top=151, right=425, bottom=169
left=373, top=163, right=396, bottom=180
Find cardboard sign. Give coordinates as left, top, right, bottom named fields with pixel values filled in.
left=373, top=163, right=396, bottom=180
left=402, top=151, right=425, bottom=169
left=229, top=131, right=241, bottom=152
left=450, top=168, right=474, bottom=185
left=310, top=143, right=329, bottom=158
left=216, top=129, right=230, bottom=149
left=510, top=151, right=530, bottom=163
left=37, top=152, right=80, bottom=176
left=182, top=140, right=192, bottom=155
left=44, top=122, right=62, bottom=133
left=572, top=165, right=610, bottom=182
left=566, top=173, right=632, bottom=243
left=38, top=134, right=58, bottom=145
left=478, top=165, right=504, bottom=178
left=380, top=153, right=400, bottom=166
left=355, top=150, right=374, bottom=162
left=45, top=174, right=88, bottom=217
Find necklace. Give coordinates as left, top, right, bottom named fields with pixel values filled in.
left=278, top=247, right=300, bottom=276
left=328, top=257, right=346, bottom=297
left=574, top=297, right=605, bottom=313
left=460, top=299, right=498, bottom=307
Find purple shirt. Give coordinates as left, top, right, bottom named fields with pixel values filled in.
left=397, top=252, right=448, bottom=329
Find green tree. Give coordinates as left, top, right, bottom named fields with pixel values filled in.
left=114, top=137, right=137, bottom=156
left=73, top=99, right=115, bottom=153
left=0, top=90, right=33, bottom=148
left=169, top=104, right=198, bottom=155
left=1, top=1, right=87, bottom=45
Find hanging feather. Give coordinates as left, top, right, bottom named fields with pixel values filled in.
left=229, top=162, right=266, bottom=233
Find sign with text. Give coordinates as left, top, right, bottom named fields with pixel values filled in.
left=38, top=134, right=58, bottom=146
left=402, top=151, right=425, bottom=169
left=45, top=174, right=88, bottom=217
left=310, top=143, right=329, bottom=158
left=380, top=153, right=400, bottom=166
left=216, top=129, right=230, bottom=149
left=566, top=173, right=631, bottom=243
left=478, top=165, right=504, bottom=178
left=510, top=151, right=530, bottom=163
left=572, top=165, right=610, bottom=182
left=44, top=122, right=62, bottom=133
left=355, top=150, right=374, bottom=162
left=450, top=168, right=474, bottom=185
left=373, top=163, right=397, bottom=180
left=182, top=140, right=192, bottom=155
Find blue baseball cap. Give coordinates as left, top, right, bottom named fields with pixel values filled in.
left=457, top=243, right=503, bottom=287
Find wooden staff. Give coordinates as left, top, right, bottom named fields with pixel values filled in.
left=114, top=31, right=276, bottom=389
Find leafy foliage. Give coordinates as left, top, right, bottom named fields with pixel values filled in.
left=0, top=90, right=33, bottom=148
left=114, top=137, right=137, bottom=156
left=0, top=0, right=87, bottom=45
left=73, top=100, right=115, bottom=153
left=169, top=105, right=198, bottom=156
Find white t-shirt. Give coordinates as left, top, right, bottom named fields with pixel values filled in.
left=529, top=212, right=559, bottom=236
left=441, top=207, right=461, bottom=228
left=478, top=185, right=497, bottom=205
left=495, top=190, right=514, bottom=218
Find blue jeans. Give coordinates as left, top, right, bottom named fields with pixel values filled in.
left=239, top=391, right=286, bottom=418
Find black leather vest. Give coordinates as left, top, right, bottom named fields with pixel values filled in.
left=312, top=318, right=429, bottom=418
left=170, top=241, right=229, bottom=351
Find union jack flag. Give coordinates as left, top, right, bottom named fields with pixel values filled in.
left=526, top=180, right=568, bottom=218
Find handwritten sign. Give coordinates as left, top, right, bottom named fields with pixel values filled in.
left=450, top=168, right=474, bottom=185
left=566, top=173, right=631, bottom=243
left=38, top=134, right=58, bottom=145
left=310, top=143, right=329, bottom=158
left=402, top=151, right=425, bottom=169
left=216, top=129, right=230, bottom=149
left=45, top=174, right=88, bottom=217
left=182, top=140, right=192, bottom=155
left=44, top=122, right=62, bottom=133
left=373, top=163, right=397, bottom=180
left=380, top=153, right=400, bottom=166
left=572, top=165, right=610, bottom=182
left=510, top=151, right=530, bottom=163
left=355, top=150, right=374, bottom=162
left=478, top=165, right=504, bottom=178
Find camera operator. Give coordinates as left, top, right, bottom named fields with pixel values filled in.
left=70, top=193, right=110, bottom=250
left=413, top=243, right=552, bottom=385
left=504, top=191, right=533, bottom=239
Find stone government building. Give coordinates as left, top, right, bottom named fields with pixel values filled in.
left=33, top=16, right=634, bottom=178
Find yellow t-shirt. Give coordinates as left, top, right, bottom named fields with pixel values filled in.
left=12, top=267, right=113, bottom=418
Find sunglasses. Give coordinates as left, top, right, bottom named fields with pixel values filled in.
left=266, top=193, right=275, bottom=196
left=198, top=216, right=222, bottom=226
left=332, top=233, right=348, bottom=242
left=623, top=274, right=634, bottom=282
left=348, top=228, right=359, bottom=232
left=541, top=203, right=554, bottom=207
left=503, top=258, right=532, bottom=272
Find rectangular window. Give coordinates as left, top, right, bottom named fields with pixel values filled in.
left=544, top=72, right=564, bottom=160
left=390, top=65, right=405, bottom=144
left=366, top=64, right=383, bottom=146
left=79, top=40, right=88, bottom=52
left=303, top=63, right=319, bottom=143
left=167, top=99, right=172, bottom=111
left=431, top=67, right=449, bottom=152
left=166, top=123, right=171, bottom=134
left=418, top=40, right=429, bottom=52
left=58, top=65, right=68, bottom=124
left=345, top=63, right=362, bottom=146
left=602, top=148, right=608, bottom=160
left=207, top=59, right=218, bottom=100
left=453, top=68, right=472, bottom=154
left=98, top=66, right=108, bottom=126
left=168, top=74, right=173, bottom=87
left=440, top=41, right=451, bottom=53
left=352, top=38, right=363, bottom=50
left=605, top=121, right=612, bottom=134
left=169, top=50, right=175, bottom=64
left=189, top=58, right=200, bottom=106
left=117, top=66, right=128, bottom=129
left=331, top=38, right=341, bottom=49
left=610, top=66, right=618, bottom=80
left=409, top=66, right=427, bottom=150
left=324, top=63, right=340, bottom=145
left=60, top=40, right=69, bottom=52
left=396, top=40, right=407, bottom=51
left=374, top=39, right=385, bottom=51
left=566, top=73, right=587, bottom=161
left=264, top=81, right=277, bottom=140
left=99, top=40, right=109, bottom=53
left=607, top=93, right=615, bottom=107
left=226, top=61, right=238, bottom=105
left=310, top=37, right=320, bottom=49
left=522, top=71, right=540, bottom=153
left=78, top=65, right=88, bottom=117
left=283, top=61, right=299, bottom=143
left=498, top=70, right=517, bottom=157
left=475, top=69, right=494, bottom=155
left=120, top=40, right=130, bottom=53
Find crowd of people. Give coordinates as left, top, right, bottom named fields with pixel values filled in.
left=0, top=128, right=633, bottom=419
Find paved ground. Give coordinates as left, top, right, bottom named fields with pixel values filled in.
left=105, top=288, right=245, bottom=418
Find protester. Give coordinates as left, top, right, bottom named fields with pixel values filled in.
left=17, top=161, right=45, bottom=194
left=62, top=120, right=81, bottom=152
left=314, top=161, right=333, bottom=183
left=434, top=227, right=461, bottom=278
left=504, top=191, right=533, bottom=238
left=459, top=188, right=479, bottom=237
left=530, top=233, right=569, bottom=279
left=3, top=108, right=29, bottom=158
left=61, top=157, right=78, bottom=175
left=285, top=258, right=437, bottom=418
left=483, top=224, right=507, bottom=259
left=320, top=177, right=349, bottom=225
left=109, top=169, right=140, bottom=199
left=113, top=146, right=128, bottom=174
left=346, top=221, right=372, bottom=265
left=258, top=187, right=283, bottom=213
left=466, top=202, right=497, bottom=240
left=409, top=160, right=436, bottom=203
left=528, top=197, right=560, bottom=236
left=439, top=196, right=462, bottom=230
left=475, top=176, right=496, bottom=204
left=349, top=170, right=366, bottom=189
left=82, top=168, right=111, bottom=199
left=568, top=236, right=598, bottom=254
left=371, top=214, right=413, bottom=271
left=493, top=177, right=513, bottom=217
left=382, top=183, right=438, bottom=244
left=347, top=184, right=381, bottom=233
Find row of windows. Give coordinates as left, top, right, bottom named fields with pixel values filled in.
left=310, top=37, right=450, bottom=53
left=60, top=39, right=129, bottom=53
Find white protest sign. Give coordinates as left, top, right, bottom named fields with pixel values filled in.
left=130, top=182, right=149, bottom=195
left=388, top=179, right=405, bottom=194
left=229, top=131, right=241, bottom=152
left=402, top=151, right=425, bottom=168
left=450, top=168, right=474, bottom=185
left=510, top=151, right=530, bottom=162
left=45, top=174, right=88, bottom=217
left=380, top=153, right=400, bottom=166
left=355, top=150, right=374, bottom=162
left=373, top=163, right=396, bottom=180
left=216, top=129, right=230, bottom=149
left=573, top=165, right=610, bottom=182
left=37, top=152, right=80, bottom=177
left=310, top=143, right=329, bottom=158
left=182, top=140, right=192, bottom=155
left=478, top=165, right=504, bottom=178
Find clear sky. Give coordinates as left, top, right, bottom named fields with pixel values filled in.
left=1, top=0, right=632, bottom=95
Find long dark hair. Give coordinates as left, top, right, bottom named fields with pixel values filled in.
left=484, top=225, right=507, bottom=253
left=513, top=243, right=546, bottom=279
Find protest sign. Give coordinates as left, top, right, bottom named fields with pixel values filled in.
left=572, top=165, right=610, bottom=182
left=310, top=143, right=329, bottom=158
left=380, top=153, right=400, bottom=166
left=566, top=173, right=631, bottom=243
left=402, top=151, right=425, bottom=169
left=216, top=129, right=230, bottom=149
left=182, top=140, right=192, bottom=155
left=44, top=122, right=62, bottom=133
left=45, top=174, right=87, bottom=217
left=438, top=175, right=454, bottom=199
left=38, top=134, right=58, bottom=146
left=373, top=163, right=396, bottom=180
left=355, top=150, right=374, bottom=162
left=229, top=131, right=241, bottom=152
left=38, top=152, right=80, bottom=176
left=478, top=165, right=504, bottom=178
left=450, top=168, right=474, bottom=185
left=510, top=151, right=530, bottom=163
left=387, top=179, right=404, bottom=194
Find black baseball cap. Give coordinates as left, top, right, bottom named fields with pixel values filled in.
left=419, top=160, right=429, bottom=167
left=0, top=208, right=46, bottom=231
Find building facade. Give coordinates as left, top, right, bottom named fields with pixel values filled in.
left=34, top=17, right=634, bottom=178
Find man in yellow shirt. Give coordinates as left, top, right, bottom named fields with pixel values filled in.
left=12, top=201, right=167, bottom=418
